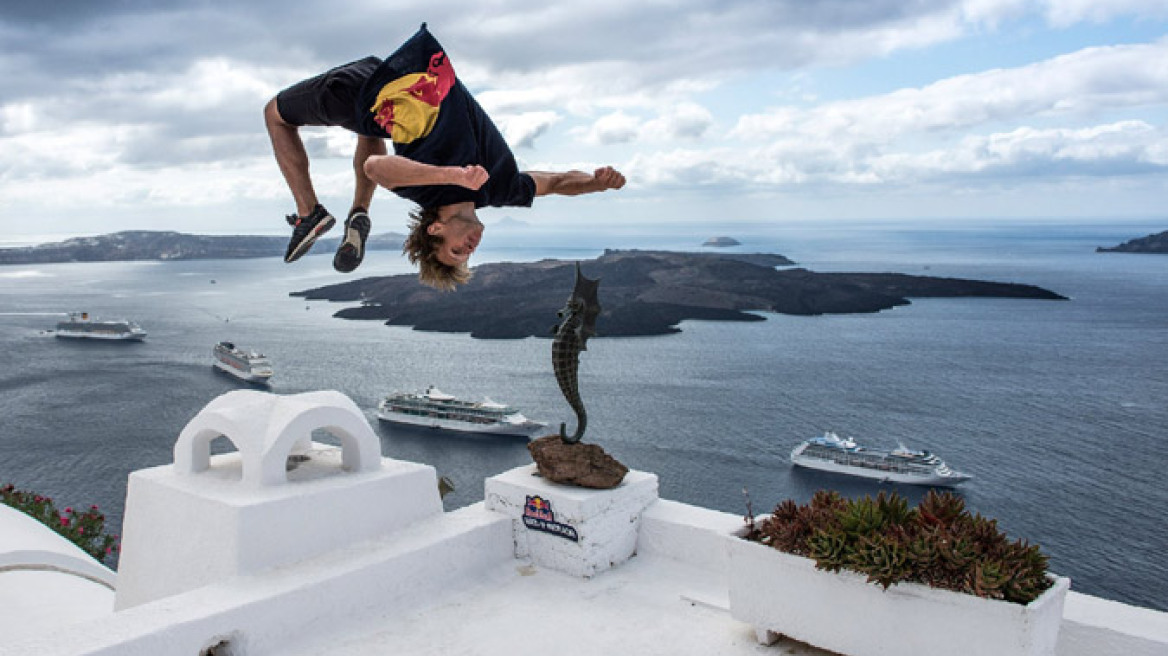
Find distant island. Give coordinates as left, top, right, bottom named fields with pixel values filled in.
left=702, top=236, right=740, bottom=247
left=0, top=230, right=405, bottom=265
left=292, top=249, right=1066, bottom=339
left=1096, top=230, right=1168, bottom=254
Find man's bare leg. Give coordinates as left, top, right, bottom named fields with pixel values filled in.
left=351, top=136, right=386, bottom=215
left=264, top=98, right=318, bottom=218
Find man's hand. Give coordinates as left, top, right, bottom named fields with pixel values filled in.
left=452, top=165, right=489, bottom=191
left=591, top=166, right=625, bottom=191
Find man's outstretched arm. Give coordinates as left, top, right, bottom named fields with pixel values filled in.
left=528, top=166, right=626, bottom=197
left=363, top=155, right=488, bottom=190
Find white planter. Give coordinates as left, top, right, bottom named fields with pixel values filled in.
left=727, top=529, right=1070, bottom=656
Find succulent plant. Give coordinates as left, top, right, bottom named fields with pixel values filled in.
left=743, top=489, right=1054, bottom=605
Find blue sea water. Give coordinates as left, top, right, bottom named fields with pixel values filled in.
left=0, top=218, right=1165, bottom=612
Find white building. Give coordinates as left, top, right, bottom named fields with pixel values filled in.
left=1, top=389, right=1164, bottom=656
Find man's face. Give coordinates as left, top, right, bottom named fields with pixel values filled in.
left=427, top=210, right=484, bottom=267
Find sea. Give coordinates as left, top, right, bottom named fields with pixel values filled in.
left=0, top=218, right=1165, bottom=613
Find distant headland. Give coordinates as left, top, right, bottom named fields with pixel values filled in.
left=0, top=230, right=405, bottom=265
left=292, top=249, right=1066, bottom=339
left=1097, top=230, right=1168, bottom=254
left=702, top=236, right=741, bottom=247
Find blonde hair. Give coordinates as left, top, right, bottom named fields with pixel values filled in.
left=403, top=207, right=473, bottom=290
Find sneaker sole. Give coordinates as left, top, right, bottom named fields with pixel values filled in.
left=333, top=225, right=368, bottom=272
left=285, top=216, right=336, bottom=263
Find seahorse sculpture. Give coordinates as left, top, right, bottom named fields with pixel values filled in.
left=552, top=263, right=601, bottom=444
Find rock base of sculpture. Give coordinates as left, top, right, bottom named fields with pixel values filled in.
left=528, top=435, right=628, bottom=489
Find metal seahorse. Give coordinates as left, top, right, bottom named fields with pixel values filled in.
left=552, top=263, right=601, bottom=444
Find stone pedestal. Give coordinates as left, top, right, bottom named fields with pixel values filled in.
left=485, top=464, right=658, bottom=578
left=115, top=390, right=443, bottom=610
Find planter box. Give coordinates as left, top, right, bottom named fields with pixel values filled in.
left=727, top=528, right=1070, bottom=656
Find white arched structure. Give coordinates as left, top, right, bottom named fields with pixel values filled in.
left=116, top=389, right=442, bottom=610
left=174, top=389, right=381, bottom=486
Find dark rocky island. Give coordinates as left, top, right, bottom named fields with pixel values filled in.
left=0, top=230, right=404, bottom=265
left=1096, top=230, right=1168, bottom=254
left=292, top=249, right=1066, bottom=339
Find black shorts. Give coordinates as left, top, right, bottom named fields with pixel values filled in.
left=275, top=56, right=381, bottom=133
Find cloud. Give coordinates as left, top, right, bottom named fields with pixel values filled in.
left=496, top=111, right=560, bottom=149
left=577, top=112, right=642, bottom=145
left=1, top=0, right=1167, bottom=233
left=732, top=40, right=1168, bottom=143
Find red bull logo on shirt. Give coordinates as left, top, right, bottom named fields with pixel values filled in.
left=523, top=495, right=579, bottom=542
left=370, top=51, right=455, bottom=144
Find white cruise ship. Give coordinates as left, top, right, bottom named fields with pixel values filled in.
left=790, top=431, right=971, bottom=486
left=55, top=312, right=146, bottom=341
left=377, top=387, right=547, bottom=438
left=212, top=341, right=274, bottom=385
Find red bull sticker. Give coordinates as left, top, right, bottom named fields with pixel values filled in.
left=523, top=495, right=579, bottom=542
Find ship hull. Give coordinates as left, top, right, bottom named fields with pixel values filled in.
left=56, top=330, right=146, bottom=341
left=213, top=360, right=273, bottom=385
left=376, top=410, right=546, bottom=438
left=790, top=456, right=970, bottom=486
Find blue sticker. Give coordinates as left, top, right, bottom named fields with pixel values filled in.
left=523, top=495, right=579, bottom=542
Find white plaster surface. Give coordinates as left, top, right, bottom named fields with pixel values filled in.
left=0, top=505, right=115, bottom=642
left=0, top=503, right=116, bottom=588
left=174, top=389, right=381, bottom=487
left=1058, top=591, right=1168, bottom=656
left=0, top=496, right=1164, bottom=656
left=485, top=464, right=658, bottom=578
left=116, top=444, right=442, bottom=610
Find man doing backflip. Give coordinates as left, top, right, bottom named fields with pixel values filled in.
left=264, top=23, right=625, bottom=289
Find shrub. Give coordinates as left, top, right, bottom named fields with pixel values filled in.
left=743, top=489, right=1052, bottom=605
left=1, top=483, right=119, bottom=567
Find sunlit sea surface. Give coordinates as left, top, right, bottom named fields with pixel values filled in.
left=0, top=218, right=1165, bottom=612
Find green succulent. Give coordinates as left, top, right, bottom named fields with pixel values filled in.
left=807, top=528, right=850, bottom=572
left=742, top=488, right=1054, bottom=605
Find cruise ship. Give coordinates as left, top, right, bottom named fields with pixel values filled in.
left=212, top=342, right=274, bottom=385
left=790, top=431, right=971, bottom=486
left=377, top=387, right=547, bottom=438
left=55, top=312, right=146, bottom=341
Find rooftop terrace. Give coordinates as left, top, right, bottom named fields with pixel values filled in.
left=1, top=389, right=1165, bottom=656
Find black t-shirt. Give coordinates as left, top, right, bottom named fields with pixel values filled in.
left=356, top=24, right=535, bottom=210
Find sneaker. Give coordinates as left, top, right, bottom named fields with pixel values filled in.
left=333, top=209, right=371, bottom=273
left=284, top=204, right=335, bottom=263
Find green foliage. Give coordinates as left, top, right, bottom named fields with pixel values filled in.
left=745, top=489, right=1052, bottom=605
left=1, top=483, right=120, bottom=567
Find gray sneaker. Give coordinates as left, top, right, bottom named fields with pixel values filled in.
left=284, top=204, right=335, bottom=263
left=333, top=210, right=371, bottom=273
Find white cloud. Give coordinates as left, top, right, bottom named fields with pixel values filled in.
left=497, top=111, right=560, bottom=149
left=578, top=111, right=642, bottom=145
left=1039, top=0, right=1168, bottom=27
left=732, top=40, right=1168, bottom=144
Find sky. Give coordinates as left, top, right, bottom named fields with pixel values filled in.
left=1, top=0, right=1166, bottom=240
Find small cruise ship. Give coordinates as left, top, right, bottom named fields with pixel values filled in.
left=377, top=387, right=548, bottom=438
left=55, top=312, right=146, bottom=341
left=790, top=431, right=971, bottom=486
left=212, top=341, right=274, bottom=385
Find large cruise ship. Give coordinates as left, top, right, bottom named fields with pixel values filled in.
left=212, top=342, right=274, bottom=385
left=55, top=312, right=146, bottom=341
left=790, top=431, right=971, bottom=486
left=377, top=387, right=548, bottom=438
